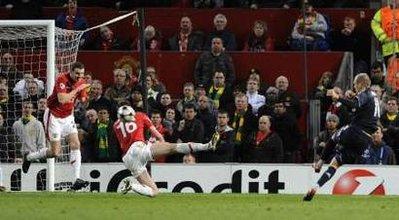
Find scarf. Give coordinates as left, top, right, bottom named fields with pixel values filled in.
left=179, top=31, right=190, bottom=52
left=22, top=115, right=33, bottom=125
left=232, top=110, right=245, bottom=144
left=97, top=122, right=109, bottom=159
left=208, top=86, right=225, bottom=109
left=387, top=113, right=397, bottom=121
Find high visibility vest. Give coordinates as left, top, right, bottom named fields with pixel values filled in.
left=387, top=57, right=399, bottom=93
left=382, top=6, right=399, bottom=40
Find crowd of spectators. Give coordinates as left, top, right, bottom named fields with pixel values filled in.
left=0, top=0, right=398, bottom=167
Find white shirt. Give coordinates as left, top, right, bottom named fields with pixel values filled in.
left=246, top=91, right=265, bottom=115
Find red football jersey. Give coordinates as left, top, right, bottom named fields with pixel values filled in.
left=47, top=73, right=86, bottom=118
left=113, top=112, right=154, bottom=156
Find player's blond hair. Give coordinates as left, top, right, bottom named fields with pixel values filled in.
left=353, top=73, right=371, bottom=92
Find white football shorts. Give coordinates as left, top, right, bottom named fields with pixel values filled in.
left=122, top=141, right=153, bottom=178
left=44, top=108, right=78, bottom=141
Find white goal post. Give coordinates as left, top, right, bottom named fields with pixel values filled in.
left=0, top=11, right=137, bottom=192
left=0, top=20, right=56, bottom=191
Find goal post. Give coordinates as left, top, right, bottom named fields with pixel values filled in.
left=0, top=11, right=137, bottom=192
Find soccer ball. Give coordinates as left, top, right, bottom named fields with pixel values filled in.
left=117, top=105, right=136, bottom=122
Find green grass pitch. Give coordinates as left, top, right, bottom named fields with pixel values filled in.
left=0, top=193, right=398, bottom=220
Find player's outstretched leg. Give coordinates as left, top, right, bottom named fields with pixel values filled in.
left=151, top=132, right=221, bottom=157
left=303, top=157, right=340, bottom=201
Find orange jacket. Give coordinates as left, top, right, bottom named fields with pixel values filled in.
left=382, top=6, right=399, bottom=40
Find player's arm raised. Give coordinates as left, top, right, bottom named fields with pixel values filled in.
left=57, top=83, right=90, bottom=104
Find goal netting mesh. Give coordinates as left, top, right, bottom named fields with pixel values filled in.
left=0, top=25, right=83, bottom=191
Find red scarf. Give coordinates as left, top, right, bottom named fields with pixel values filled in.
left=255, top=131, right=270, bottom=146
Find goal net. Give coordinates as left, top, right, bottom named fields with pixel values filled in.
left=0, top=11, right=137, bottom=192
left=0, top=20, right=83, bottom=191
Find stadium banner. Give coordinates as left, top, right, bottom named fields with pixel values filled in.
left=0, top=163, right=398, bottom=195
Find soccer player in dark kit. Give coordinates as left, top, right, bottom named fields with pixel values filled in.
left=304, top=73, right=380, bottom=201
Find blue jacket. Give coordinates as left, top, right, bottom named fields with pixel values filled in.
left=360, top=142, right=396, bottom=165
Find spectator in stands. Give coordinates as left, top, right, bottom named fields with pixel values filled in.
left=275, top=75, right=302, bottom=119
left=130, top=87, right=144, bottom=112
left=380, top=96, right=399, bottom=159
left=197, top=95, right=216, bottom=142
left=246, top=68, right=269, bottom=95
left=332, top=16, right=369, bottom=74
left=132, top=25, right=162, bottom=51
left=372, top=0, right=399, bottom=65
left=0, top=112, right=17, bottom=163
left=0, top=84, right=19, bottom=128
left=168, top=16, right=204, bottom=52
left=87, top=106, right=121, bottom=162
left=371, top=84, right=384, bottom=112
left=176, top=82, right=198, bottom=116
left=205, top=14, right=237, bottom=51
left=326, top=86, right=350, bottom=128
left=13, top=73, right=45, bottom=100
left=200, top=110, right=234, bottom=162
left=168, top=103, right=204, bottom=162
left=145, top=75, right=160, bottom=110
left=370, top=61, right=385, bottom=88
left=37, top=97, right=46, bottom=124
left=243, top=20, right=274, bottom=52
left=88, top=80, right=117, bottom=120
left=0, top=53, right=23, bottom=90
left=183, top=153, right=196, bottom=164
left=272, top=99, right=301, bottom=163
left=147, top=66, right=166, bottom=94
left=313, top=71, right=334, bottom=126
left=24, top=81, right=44, bottom=105
left=92, top=25, right=124, bottom=51
left=283, top=0, right=368, bottom=8
left=206, top=71, right=234, bottom=111
left=243, top=115, right=283, bottom=163
left=80, top=108, right=97, bottom=132
left=258, top=86, right=280, bottom=117
left=229, top=93, right=257, bottom=162
left=104, top=68, right=131, bottom=107
left=314, top=114, right=339, bottom=162
left=290, top=2, right=329, bottom=51
left=55, top=0, right=88, bottom=48
left=194, top=37, right=235, bottom=87
left=246, top=78, right=265, bottom=115
left=192, top=0, right=223, bottom=8
left=163, top=107, right=177, bottom=139
left=360, top=126, right=396, bottom=165
left=12, top=101, right=45, bottom=162
left=154, top=93, right=174, bottom=117
left=84, top=71, right=93, bottom=84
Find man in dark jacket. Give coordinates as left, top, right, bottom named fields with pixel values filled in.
left=272, top=99, right=301, bottom=163
left=229, top=93, right=257, bottom=162
left=243, top=115, right=283, bottom=163
left=194, top=37, right=235, bottom=87
left=168, top=16, right=204, bottom=51
left=199, top=110, right=234, bottom=162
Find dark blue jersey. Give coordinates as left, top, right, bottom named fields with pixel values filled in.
left=338, top=89, right=379, bottom=134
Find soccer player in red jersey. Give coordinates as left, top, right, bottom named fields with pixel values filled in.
left=115, top=105, right=220, bottom=197
left=22, top=61, right=91, bottom=191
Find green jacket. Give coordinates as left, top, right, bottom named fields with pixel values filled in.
left=371, top=9, right=399, bottom=57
